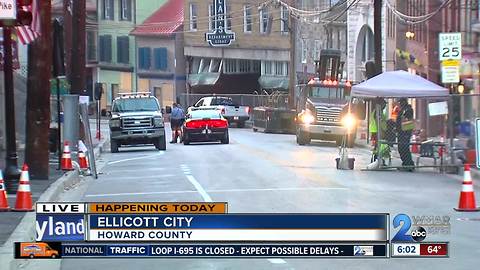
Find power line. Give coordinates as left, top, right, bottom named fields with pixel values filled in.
left=385, top=0, right=454, bottom=24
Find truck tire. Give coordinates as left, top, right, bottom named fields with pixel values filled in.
left=155, top=136, right=166, bottom=150
left=110, top=139, right=119, bottom=153
left=237, top=121, right=245, bottom=128
left=296, top=128, right=310, bottom=145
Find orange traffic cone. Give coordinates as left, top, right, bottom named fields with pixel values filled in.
left=78, top=151, right=89, bottom=171
left=411, top=134, right=419, bottom=153
left=61, top=141, right=73, bottom=171
left=0, top=170, right=10, bottom=211
left=13, top=164, right=33, bottom=212
left=455, top=164, right=479, bottom=212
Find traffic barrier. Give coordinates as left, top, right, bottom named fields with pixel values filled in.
left=61, top=141, right=74, bottom=171
left=0, top=170, right=10, bottom=211
left=13, top=164, right=34, bottom=212
left=455, top=164, right=479, bottom=212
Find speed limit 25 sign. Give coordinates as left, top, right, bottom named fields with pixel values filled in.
left=439, top=33, right=462, bottom=61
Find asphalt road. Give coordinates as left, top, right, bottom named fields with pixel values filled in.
left=57, top=126, right=479, bottom=270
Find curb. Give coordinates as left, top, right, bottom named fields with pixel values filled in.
left=0, top=137, right=109, bottom=270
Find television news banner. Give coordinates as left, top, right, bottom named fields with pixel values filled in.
left=14, top=202, right=449, bottom=259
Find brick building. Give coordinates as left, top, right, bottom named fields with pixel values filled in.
left=183, top=0, right=291, bottom=95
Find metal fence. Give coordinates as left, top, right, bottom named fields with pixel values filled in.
left=363, top=95, right=477, bottom=173
left=179, top=92, right=290, bottom=109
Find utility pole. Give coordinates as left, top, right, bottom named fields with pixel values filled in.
left=71, top=0, right=86, bottom=95
left=2, top=26, right=21, bottom=194
left=25, top=0, right=53, bottom=179
left=63, top=0, right=73, bottom=80
left=374, top=0, right=382, bottom=73
left=288, top=0, right=296, bottom=109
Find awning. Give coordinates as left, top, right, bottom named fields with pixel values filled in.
left=352, top=70, right=448, bottom=98
left=187, top=73, right=220, bottom=87
left=258, top=75, right=289, bottom=90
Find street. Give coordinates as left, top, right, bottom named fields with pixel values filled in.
left=55, top=126, right=480, bottom=270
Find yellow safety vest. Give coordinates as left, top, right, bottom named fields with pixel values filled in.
left=369, top=111, right=387, bottom=133
left=399, top=108, right=415, bottom=131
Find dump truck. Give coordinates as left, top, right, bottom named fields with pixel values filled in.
left=296, top=49, right=365, bottom=147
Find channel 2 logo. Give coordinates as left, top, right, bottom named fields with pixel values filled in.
left=392, top=214, right=427, bottom=242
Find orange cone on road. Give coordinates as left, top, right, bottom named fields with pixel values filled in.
left=78, top=151, right=89, bottom=171
left=61, top=141, right=73, bottom=171
left=0, top=170, right=10, bottom=211
left=13, top=164, right=33, bottom=212
left=455, top=164, right=480, bottom=212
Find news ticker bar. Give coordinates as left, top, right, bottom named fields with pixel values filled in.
left=36, top=202, right=228, bottom=214
left=391, top=242, right=449, bottom=257
left=15, top=242, right=388, bottom=258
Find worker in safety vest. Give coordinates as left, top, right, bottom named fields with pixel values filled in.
left=369, top=98, right=390, bottom=162
left=391, top=103, right=400, bottom=121
left=396, top=98, right=415, bottom=170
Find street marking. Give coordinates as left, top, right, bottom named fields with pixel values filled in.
left=101, top=174, right=176, bottom=180
left=268, top=259, right=287, bottom=264
left=85, top=190, right=198, bottom=197
left=206, top=187, right=347, bottom=193
left=105, top=167, right=166, bottom=173
left=84, top=186, right=346, bottom=197
left=185, top=175, right=212, bottom=202
left=108, top=152, right=164, bottom=165
left=179, top=165, right=211, bottom=202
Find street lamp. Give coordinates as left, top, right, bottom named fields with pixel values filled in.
left=405, top=31, right=415, bottom=39
left=457, top=84, right=465, bottom=94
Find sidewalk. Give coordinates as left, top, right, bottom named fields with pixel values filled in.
left=0, top=119, right=109, bottom=246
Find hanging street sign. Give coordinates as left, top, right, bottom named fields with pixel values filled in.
left=0, top=0, right=16, bottom=20
left=206, top=0, right=235, bottom=47
left=439, top=32, right=462, bottom=61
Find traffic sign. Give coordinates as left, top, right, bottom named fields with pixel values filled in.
left=441, top=60, right=460, bottom=83
left=0, top=0, right=16, bottom=19
left=439, top=33, right=462, bottom=61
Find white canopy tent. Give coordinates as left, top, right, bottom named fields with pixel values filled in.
left=351, top=70, right=449, bottom=98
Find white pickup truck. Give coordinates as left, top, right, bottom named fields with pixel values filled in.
left=189, top=96, right=250, bottom=127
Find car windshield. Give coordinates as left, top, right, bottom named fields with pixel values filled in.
left=112, top=98, right=159, bottom=112
left=211, top=97, right=236, bottom=106
left=307, top=86, right=348, bottom=100
left=188, top=110, right=222, bottom=119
